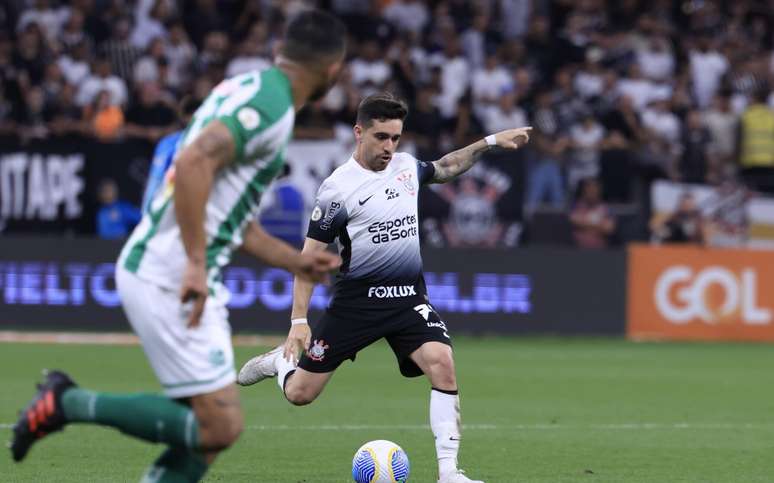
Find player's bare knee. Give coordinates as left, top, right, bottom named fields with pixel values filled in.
left=200, top=411, right=243, bottom=450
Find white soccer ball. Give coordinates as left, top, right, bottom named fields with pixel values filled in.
left=351, top=439, right=410, bottom=483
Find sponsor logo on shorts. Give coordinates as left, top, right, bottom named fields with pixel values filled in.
left=426, top=320, right=450, bottom=339
left=208, top=348, right=226, bottom=367
left=368, top=285, right=417, bottom=298
left=307, top=339, right=329, bottom=361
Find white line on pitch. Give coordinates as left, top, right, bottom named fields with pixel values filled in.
left=2, top=422, right=773, bottom=431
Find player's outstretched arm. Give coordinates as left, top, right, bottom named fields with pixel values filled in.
left=241, top=222, right=340, bottom=284
left=430, top=127, right=532, bottom=184
left=174, top=121, right=235, bottom=327
left=284, top=237, right=332, bottom=362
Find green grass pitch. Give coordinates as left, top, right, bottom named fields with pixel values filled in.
left=1, top=337, right=773, bottom=482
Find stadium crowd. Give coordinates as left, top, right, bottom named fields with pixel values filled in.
left=1, top=0, right=773, bottom=246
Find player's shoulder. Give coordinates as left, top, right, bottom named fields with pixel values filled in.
left=391, top=151, right=425, bottom=174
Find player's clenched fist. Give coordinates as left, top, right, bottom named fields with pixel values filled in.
left=493, top=126, right=532, bottom=149
left=293, top=251, right=341, bottom=284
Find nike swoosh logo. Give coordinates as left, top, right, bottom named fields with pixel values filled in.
left=358, top=194, right=375, bottom=206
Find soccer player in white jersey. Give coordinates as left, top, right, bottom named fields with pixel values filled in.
left=10, top=10, right=346, bottom=482
left=238, top=93, right=531, bottom=483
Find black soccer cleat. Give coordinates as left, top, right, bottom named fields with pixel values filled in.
left=9, top=370, right=76, bottom=462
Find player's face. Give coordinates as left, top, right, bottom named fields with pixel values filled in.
left=356, top=119, right=403, bottom=171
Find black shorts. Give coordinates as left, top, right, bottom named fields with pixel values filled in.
left=298, top=303, right=452, bottom=377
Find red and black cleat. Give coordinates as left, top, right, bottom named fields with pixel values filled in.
left=9, top=370, right=76, bottom=462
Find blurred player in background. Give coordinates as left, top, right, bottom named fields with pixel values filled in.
left=10, top=10, right=346, bottom=482
left=141, top=95, right=199, bottom=213
left=238, top=92, right=531, bottom=483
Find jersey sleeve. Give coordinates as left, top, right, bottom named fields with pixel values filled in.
left=306, top=180, right=348, bottom=243
left=217, top=104, right=266, bottom=164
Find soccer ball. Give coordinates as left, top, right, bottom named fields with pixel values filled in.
left=351, top=440, right=410, bottom=483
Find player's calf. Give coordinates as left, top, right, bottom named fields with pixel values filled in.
left=282, top=368, right=332, bottom=406
left=412, top=342, right=458, bottom=391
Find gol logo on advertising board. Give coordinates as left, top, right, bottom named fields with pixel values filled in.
left=628, top=245, right=774, bottom=341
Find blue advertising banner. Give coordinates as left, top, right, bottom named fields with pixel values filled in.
left=0, top=238, right=625, bottom=335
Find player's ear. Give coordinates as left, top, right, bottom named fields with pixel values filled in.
left=353, top=124, right=362, bottom=143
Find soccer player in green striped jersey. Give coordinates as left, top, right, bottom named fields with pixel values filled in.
left=10, top=10, right=346, bottom=482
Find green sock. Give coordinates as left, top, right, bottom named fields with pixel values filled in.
left=140, top=447, right=208, bottom=483
left=61, top=388, right=199, bottom=449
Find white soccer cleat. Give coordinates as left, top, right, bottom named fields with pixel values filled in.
left=438, top=470, right=484, bottom=483
left=237, top=346, right=283, bottom=386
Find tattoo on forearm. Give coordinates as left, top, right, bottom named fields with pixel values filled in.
left=431, top=141, right=489, bottom=183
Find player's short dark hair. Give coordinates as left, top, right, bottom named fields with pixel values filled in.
left=356, top=92, right=409, bottom=128
left=281, top=9, right=347, bottom=64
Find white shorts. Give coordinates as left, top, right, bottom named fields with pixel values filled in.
left=116, top=267, right=236, bottom=398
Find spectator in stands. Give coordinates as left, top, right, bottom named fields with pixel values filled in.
left=130, top=0, right=173, bottom=50
left=164, top=22, right=195, bottom=89
left=60, top=8, right=91, bottom=52
left=738, top=87, right=774, bottom=193
left=58, top=40, right=91, bottom=86
left=226, top=21, right=271, bottom=78
left=96, top=179, right=141, bottom=239
left=123, top=81, right=175, bottom=143
left=703, top=93, right=738, bottom=166
left=14, top=24, right=49, bottom=87
left=430, top=35, right=470, bottom=120
left=76, top=56, right=128, bottom=107
left=48, top=83, right=83, bottom=137
left=689, top=36, right=729, bottom=109
left=568, top=113, right=605, bottom=190
left=16, top=86, right=50, bottom=143
left=650, top=192, right=705, bottom=245
left=194, top=30, right=229, bottom=80
left=679, top=110, right=713, bottom=184
left=460, top=13, right=492, bottom=70
left=404, top=84, right=444, bottom=160
left=133, top=37, right=167, bottom=86
left=350, top=39, right=392, bottom=95
left=183, top=0, right=228, bottom=49
left=570, top=177, right=615, bottom=249
left=17, top=0, right=65, bottom=45
left=383, top=0, right=430, bottom=36
left=636, top=35, right=675, bottom=83
left=85, top=90, right=124, bottom=141
left=101, top=16, right=142, bottom=82
left=471, top=52, right=512, bottom=121
left=525, top=125, right=568, bottom=214
left=482, top=87, right=527, bottom=138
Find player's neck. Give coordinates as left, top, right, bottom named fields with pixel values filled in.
left=276, top=60, right=317, bottom=112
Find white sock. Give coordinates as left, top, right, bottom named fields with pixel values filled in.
left=276, top=353, right=296, bottom=393
left=430, top=388, right=461, bottom=478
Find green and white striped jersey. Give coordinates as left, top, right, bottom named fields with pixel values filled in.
left=118, top=67, right=295, bottom=304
